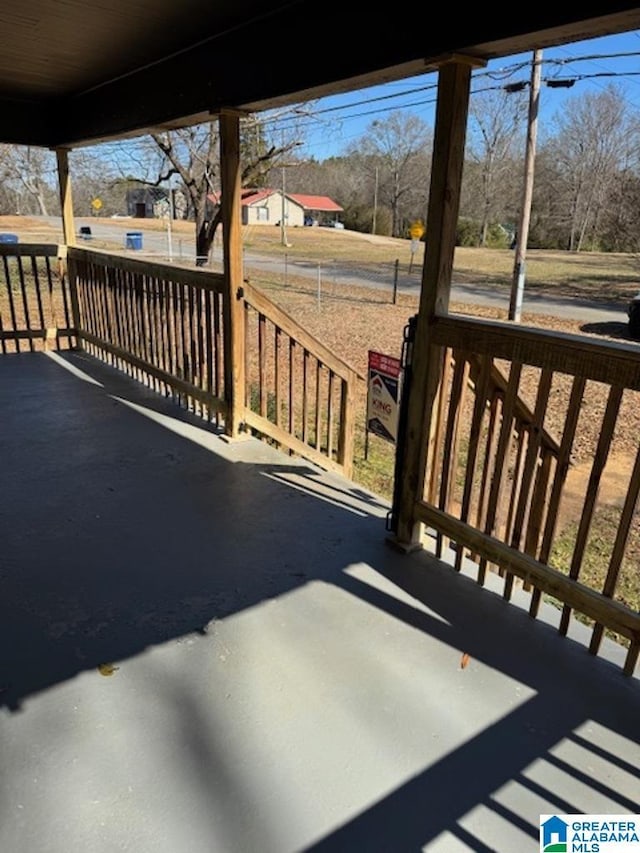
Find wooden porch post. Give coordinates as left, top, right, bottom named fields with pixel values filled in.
left=219, top=110, right=246, bottom=438
left=392, top=56, right=481, bottom=549
left=55, top=148, right=76, bottom=247
left=55, top=147, right=82, bottom=344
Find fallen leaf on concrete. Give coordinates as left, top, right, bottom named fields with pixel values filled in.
left=460, top=653, right=471, bottom=669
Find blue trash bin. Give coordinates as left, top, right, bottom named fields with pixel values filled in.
left=0, top=233, right=18, bottom=244
left=125, top=231, right=143, bottom=250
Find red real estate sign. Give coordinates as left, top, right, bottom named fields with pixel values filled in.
left=366, top=350, right=402, bottom=444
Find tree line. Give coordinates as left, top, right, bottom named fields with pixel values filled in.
left=1, top=83, right=639, bottom=260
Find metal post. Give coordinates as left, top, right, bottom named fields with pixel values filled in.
left=386, top=315, right=417, bottom=534
left=393, top=259, right=399, bottom=304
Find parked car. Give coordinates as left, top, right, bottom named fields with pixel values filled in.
left=628, top=293, right=640, bottom=339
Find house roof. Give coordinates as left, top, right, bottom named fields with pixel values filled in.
left=208, top=189, right=342, bottom=212
left=288, top=194, right=343, bottom=213
left=2, top=4, right=640, bottom=148
left=207, top=188, right=276, bottom=205
left=242, top=189, right=278, bottom=206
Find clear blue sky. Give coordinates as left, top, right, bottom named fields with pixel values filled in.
left=286, top=29, right=640, bottom=161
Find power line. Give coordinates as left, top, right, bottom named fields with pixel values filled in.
left=258, top=53, right=640, bottom=135
left=326, top=48, right=640, bottom=115
left=263, top=69, right=640, bottom=142
left=90, top=49, right=640, bottom=147
left=78, top=44, right=640, bottom=160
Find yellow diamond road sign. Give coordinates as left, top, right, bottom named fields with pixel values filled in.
left=91, top=197, right=103, bottom=211
left=409, top=222, right=424, bottom=240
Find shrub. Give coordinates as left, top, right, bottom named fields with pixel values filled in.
left=456, top=218, right=481, bottom=246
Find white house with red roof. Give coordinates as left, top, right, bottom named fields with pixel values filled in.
left=208, top=189, right=343, bottom=227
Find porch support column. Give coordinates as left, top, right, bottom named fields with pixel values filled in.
left=55, top=148, right=76, bottom=247
left=393, top=56, right=481, bottom=549
left=55, top=146, right=82, bottom=344
left=219, top=110, right=246, bottom=438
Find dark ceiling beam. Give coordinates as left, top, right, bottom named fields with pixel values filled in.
left=2, top=5, right=640, bottom=148
left=0, top=99, right=51, bottom=147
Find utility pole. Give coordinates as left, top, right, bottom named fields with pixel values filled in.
left=167, top=183, right=174, bottom=262
left=280, top=166, right=291, bottom=247
left=509, top=48, right=542, bottom=322
left=371, top=166, right=379, bottom=234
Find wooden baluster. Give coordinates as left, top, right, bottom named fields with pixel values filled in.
left=590, top=439, right=640, bottom=655
left=454, top=354, right=491, bottom=572
left=477, top=361, right=522, bottom=585
left=559, top=385, right=624, bottom=637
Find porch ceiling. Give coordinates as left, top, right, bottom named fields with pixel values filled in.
left=2, top=2, right=640, bottom=147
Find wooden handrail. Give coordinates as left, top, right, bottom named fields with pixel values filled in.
left=416, top=501, right=640, bottom=643
left=68, top=247, right=225, bottom=293
left=0, top=243, right=60, bottom=257
left=434, top=313, right=640, bottom=389
left=243, top=281, right=365, bottom=384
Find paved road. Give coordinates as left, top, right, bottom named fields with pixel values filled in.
left=48, top=217, right=633, bottom=329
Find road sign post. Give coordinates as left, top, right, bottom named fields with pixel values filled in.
left=408, top=221, right=424, bottom=273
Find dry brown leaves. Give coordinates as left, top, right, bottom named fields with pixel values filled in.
left=256, top=273, right=640, bottom=465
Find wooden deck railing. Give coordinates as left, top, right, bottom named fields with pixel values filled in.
left=66, top=248, right=360, bottom=476
left=242, top=282, right=362, bottom=477
left=0, top=243, right=75, bottom=351
left=415, top=312, right=640, bottom=675
left=428, top=348, right=561, bottom=572
left=70, top=248, right=227, bottom=425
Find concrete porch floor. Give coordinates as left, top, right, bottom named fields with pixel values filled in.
left=1, top=350, right=639, bottom=853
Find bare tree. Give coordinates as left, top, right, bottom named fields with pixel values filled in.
left=466, top=88, right=527, bottom=245
left=139, top=111, right=306, bottom=265
left=353, top=111, right=432, bottom=237
left=596, top=166, right=640, bottom=252
left=61, top=148, right=123, bottom=217
left=545, top=85, right=635, bottom=251
left=0, top=145, right=57, bottom=215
